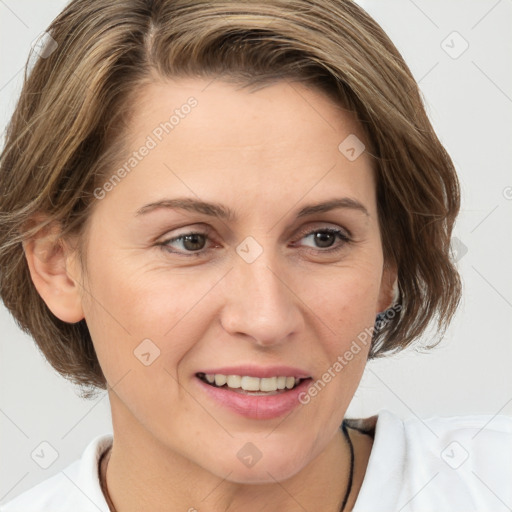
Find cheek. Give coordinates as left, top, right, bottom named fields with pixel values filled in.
left=297, top=258, right=381, bottom=393
left=306, top=259, right=382, bottom=331
left=81, top=241, right=214, bottom=387
left=87, top=273, right=207, bottom=364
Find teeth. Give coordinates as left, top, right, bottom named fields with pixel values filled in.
left=285, top=376, right=295, bottom=389
left=260, top=376, right=277, bottom=392
left=227, top=375, right=241, bottom=388
left=214, top=374, right=227, bottom=386
left=241, top=376, right=261, bottom=391
left=202, top=374, right=302, bottom=392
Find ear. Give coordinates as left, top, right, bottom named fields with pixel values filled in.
left=376, top=261, right=398, bottom=315
left=22, top=218, right=84, bottom=323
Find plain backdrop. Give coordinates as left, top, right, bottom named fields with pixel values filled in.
left=1, top=0, right=511, bottom=505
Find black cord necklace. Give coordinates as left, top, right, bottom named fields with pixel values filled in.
left=100, top=423, right=355, bottom=512
left=339, top=420, right=355, bottom=511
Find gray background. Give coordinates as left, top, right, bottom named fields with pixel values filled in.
left=1, top=0, right=511, bottom=504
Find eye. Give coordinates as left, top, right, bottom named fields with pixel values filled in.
left=295, top=227, right=351, bottom=253
left=159, top=230, right=214, bottom=257
left=157, top=226, right=352, bottom=257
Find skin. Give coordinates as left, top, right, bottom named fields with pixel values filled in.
left=24, top=78, right=396, bottom=511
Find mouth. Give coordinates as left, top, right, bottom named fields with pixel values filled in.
left=196, top=372, right=310, bottom=396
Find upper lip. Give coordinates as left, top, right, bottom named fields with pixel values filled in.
left=196, top=365, right=311, bottom=379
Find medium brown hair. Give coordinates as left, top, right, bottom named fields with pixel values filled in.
left=0, top=0, right=461, bottom=399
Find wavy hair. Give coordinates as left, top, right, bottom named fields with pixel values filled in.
left=0, top=0, right=461, bottom=398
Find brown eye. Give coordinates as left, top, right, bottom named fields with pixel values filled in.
left=297, top=228, right=351, bottom=252
left=310, top=231, right=337, bottom=248
left=179, top=233, right=207, bottom=252
left=160, top=231, right=213, bottom=256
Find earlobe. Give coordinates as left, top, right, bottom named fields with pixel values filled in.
left=22, top=224, right=84, bottom=324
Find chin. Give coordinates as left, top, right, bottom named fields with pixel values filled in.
left=200, top=448, right=309, bottom=485
left=222, top=464, right=305, bottom=485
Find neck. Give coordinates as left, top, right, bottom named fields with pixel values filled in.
left=100, top=424, right=356, bottom=512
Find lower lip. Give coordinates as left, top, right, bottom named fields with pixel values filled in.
left=195, top=376, right=312, bottom=420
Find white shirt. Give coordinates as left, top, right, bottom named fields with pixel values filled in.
left=1, top=409, right=511, bottom=511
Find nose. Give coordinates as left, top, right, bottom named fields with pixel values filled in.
left=219, top=248, right=304, bottom=347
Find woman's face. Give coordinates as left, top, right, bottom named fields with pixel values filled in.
left=76, top=77, right=394, bottom=482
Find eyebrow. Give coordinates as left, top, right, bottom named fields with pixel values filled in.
left=135, top=196, right=369, bottom=221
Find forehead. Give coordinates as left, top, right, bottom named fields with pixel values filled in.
left=96, top=77, right=377, bottom=219
left=132, top=77, right=368, bottom=148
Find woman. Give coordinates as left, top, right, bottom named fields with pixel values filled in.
left=0, top=0, right=510, bottom=511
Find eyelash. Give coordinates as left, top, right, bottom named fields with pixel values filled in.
left=158, top=227, right=352, bottom=258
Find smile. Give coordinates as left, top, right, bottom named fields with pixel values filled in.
left=197, top=372, right=305, bottom=394
left=195, top=371, right=313, bottom=420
